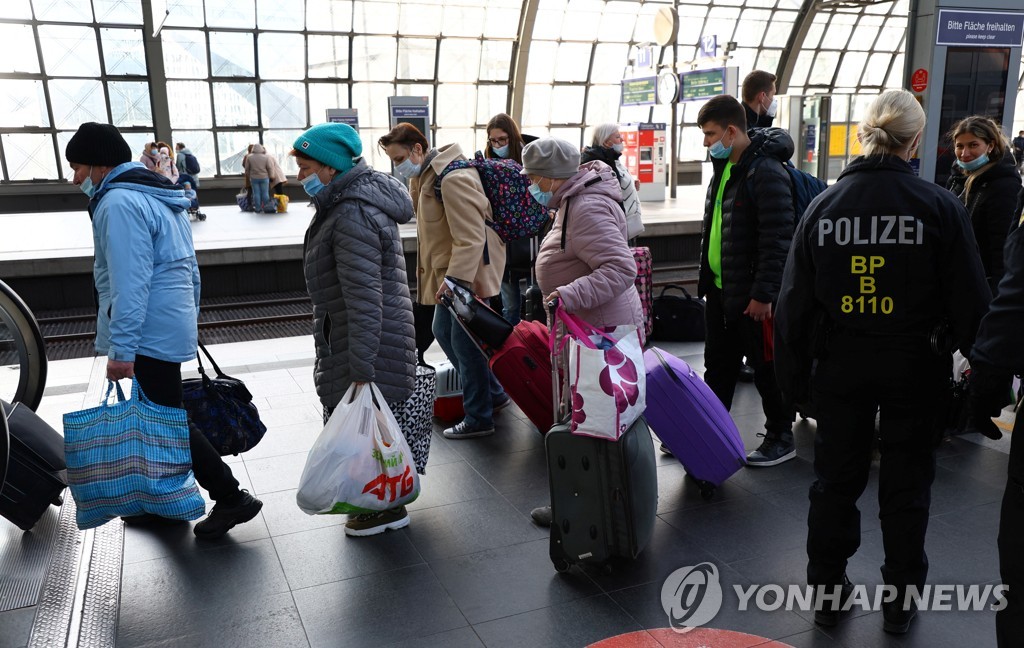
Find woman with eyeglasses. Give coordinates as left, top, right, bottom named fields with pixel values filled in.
left=484, top=113, right=540, bottom=324
left=580, top=124, right=644, bottom=239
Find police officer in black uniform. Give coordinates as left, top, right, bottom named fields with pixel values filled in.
left=968, top=211, right=1024, bottom=647
left=774, top=90, right=991, bottom=634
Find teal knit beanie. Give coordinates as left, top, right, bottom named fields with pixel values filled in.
left=293, top=123, right=362, bottom=176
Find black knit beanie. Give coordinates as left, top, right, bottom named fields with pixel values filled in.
left=64, top=122, right=132, bottom=167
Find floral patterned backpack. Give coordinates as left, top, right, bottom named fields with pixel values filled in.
left=433, top=153, right=550, bottom=242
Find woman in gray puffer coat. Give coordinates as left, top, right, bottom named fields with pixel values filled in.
left=291, top=123, right=417, bottom=538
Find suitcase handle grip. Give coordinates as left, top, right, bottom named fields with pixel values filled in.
left=658, top=285, right=694, bottom=299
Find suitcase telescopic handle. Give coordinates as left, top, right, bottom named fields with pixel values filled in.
left=548, top=298, right=566, bottom=424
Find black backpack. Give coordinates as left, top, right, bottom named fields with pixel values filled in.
left=184, top=153, right=201, bottom=175
left=747, top=157, right=827, bottom=225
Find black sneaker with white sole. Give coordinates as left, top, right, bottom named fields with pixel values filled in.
left=746, top=434, right=796, bottom=466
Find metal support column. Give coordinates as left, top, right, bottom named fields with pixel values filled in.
left=141, top=0, right=172, bottom=145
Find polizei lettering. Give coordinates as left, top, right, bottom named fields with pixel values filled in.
left=817, top=215, right=924, bottom=247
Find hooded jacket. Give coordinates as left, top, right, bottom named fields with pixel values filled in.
left=89, top=162, right=200, bottom=363
left=536, top=161, right=644, bottom=335
left=175, top=147, right=194, bottom=174
left=303, top=159, right=416, bottom=408
left=946, top=149, right=1022, bottom=287
left=139, top=149, right=159, bottom=171
left=244, top=144, right=273, bottom=180
left=580, top=146, right=644, bottom=239
left=698, top=127, right=796, bottom=318
left=774, top=155, right=991, bottom=404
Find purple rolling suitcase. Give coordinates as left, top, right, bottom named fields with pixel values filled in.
left=643, top=347, right=746, bottom=498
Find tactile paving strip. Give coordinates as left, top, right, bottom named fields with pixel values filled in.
left=0, top=498, right=61, bottom=612
left=26, top=497, right=80, bottom=647
left=27, top=495, right=122, bottom=648
left=77, top=520, right=122, bottom=648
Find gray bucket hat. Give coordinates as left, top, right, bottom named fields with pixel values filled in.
left=520, top=138, right=580, bottom=179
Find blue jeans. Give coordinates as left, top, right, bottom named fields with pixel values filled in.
left=500, top=272, right=528, bottom=326
left=251, top=178, right=270, bottom=212
left=432, top=305, right=506, bottom=428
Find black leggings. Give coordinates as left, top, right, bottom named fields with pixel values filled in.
left=133, top=355, right=240, bottom=502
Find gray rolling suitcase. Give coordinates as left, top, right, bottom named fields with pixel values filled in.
left=545, top=306, right=658, bottom=573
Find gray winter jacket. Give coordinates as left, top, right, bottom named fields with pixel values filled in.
left=303, top=159, right=416, bottom=408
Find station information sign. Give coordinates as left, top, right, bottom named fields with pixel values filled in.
left=621, top=77, right=658, bottom=107
left=680, top=68, right=726, bottom=101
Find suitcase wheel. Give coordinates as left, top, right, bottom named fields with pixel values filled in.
left=52, top=494, right=64, bottom=506
left=687, top=474, right=716, bottom=500
left=552, top=557, right=571, bottom=573
left=700, top=483, right=715, bottom=500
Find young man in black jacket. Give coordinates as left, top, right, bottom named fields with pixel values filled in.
left=697, top=95, right=796, bottom=466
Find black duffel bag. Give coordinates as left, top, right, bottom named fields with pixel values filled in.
left=652, top=285, right=706, bottom=342
left=182, top=343, right=267, bottom=456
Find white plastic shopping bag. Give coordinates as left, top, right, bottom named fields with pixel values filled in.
left=556, top=307, right=646, bottom=441
left=296, top=383, right=420, bottom=515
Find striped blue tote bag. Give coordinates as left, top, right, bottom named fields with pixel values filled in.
left=63, top=379, right=206, bottom=530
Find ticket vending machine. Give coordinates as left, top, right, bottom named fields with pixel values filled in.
left=620, top=122, right=667, bottom=201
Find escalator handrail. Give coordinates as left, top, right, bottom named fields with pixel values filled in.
left=0, top=279, right=48, bottom=411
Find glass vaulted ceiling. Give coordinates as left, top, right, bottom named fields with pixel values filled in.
left=0, top=0, right=1020, bottom=181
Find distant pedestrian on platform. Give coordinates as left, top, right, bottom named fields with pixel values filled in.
left=139, top=142, right=159, bottom=171
left=65, top=121, right=264, bottom=540
left=175, top=142, right=201, bottom=186
left=155, top=142, right=178, bottom=183
left=1012, top=130, right=1024, bottom=171
left=243, top=144, right=275, bottom=213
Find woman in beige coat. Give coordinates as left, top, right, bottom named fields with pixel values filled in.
left=379, top=123, right=509, bottom=439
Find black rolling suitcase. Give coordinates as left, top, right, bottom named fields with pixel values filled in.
left=545, top=306, right=658, bottom=573
left=0, top=400, right=67, bottom=531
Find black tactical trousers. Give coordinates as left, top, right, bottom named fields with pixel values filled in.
left=806, top=333, right=948, bottom=590
left=997, top=412, right=1024, bottom=647
left=703, top=285, right=794, bottom=438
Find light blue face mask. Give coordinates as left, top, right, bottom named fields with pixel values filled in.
left=300, top=172, right=325, bottom=197
left=528, top=183, right=552, bottom=207
left=956, top=153, right=990, bottom=172
left=150, top=148, right=158, bottom=156
left=709, top=132, right=733, bottom=159
left=395, top=158, right=422, bottom=178
left=493, top=144, right=510, bottom=159
left=612, top=143, right=624, bottom=153
left=79, top=166, right=96, bottom=198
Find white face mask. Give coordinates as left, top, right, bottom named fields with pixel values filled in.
left=765, top=97, right=779, bottom=118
